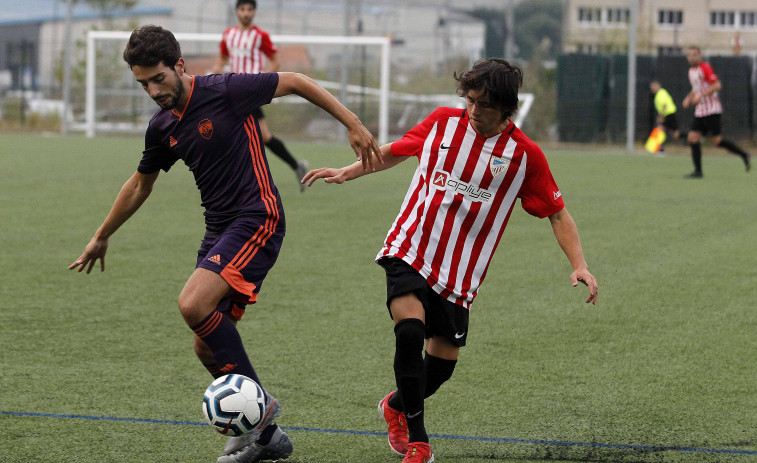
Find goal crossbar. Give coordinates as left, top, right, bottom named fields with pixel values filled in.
left=82, top=30, right=392, bottom=143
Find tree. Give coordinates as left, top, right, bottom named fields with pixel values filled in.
left=514, top=0, right=562, bottom=61
left=469, top=0, right=562, bottom=62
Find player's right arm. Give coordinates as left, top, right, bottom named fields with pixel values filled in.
left=69, top=170, right=159, bottom=273
left=302, top=144, right=407, bottom=186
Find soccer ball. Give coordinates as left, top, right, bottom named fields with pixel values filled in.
left=202, top=374, right=266, bottom=436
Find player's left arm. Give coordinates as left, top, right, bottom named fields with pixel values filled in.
left=302, top=143, right=408, bottom=186
left=274, top=72, right=381, bottom=170
left=548, top=207, right=598, bottom=304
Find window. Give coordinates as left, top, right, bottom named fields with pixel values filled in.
left=578, top=7, right=601, bottom=25
left=710, top=11, right=736, bottom=28
left=658, top=46, right=682, bottom=56
left=658, top=9, right=683, bottom=26
left=578, top=7, right=628, bottom=27
left=740, top=11, right=757, bottom=28
left=606, top=8, right=629, bottom=25
left=577, top=43, right=598, bottom=54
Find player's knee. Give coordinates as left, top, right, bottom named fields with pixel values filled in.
left=394, top=318, right=426, bottom=352
left=177, top=292, right=203, bottom=324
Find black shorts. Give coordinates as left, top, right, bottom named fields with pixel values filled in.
left=661, top=113, right=678, bottom=132
left=252, top=107, right=266, bottom=119
left=691, top=114, right=721, bottom=137
left=378, top=257, right=470, bottom=347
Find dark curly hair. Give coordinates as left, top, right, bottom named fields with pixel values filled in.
left=122, top=25, right=181, bottom=69
left=455, top=58, right=523, bottom=121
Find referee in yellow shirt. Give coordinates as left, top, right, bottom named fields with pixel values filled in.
left=650, top=80, right=685, bottom=151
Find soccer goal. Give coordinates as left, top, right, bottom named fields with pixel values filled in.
left=78, top=30, right=533, bottom=144
left=79, top=30, right=391, bottom=142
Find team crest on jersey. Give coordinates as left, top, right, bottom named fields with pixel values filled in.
left=489, top=155, right=510, bottom=178
left=198, top=118, right=214, bottom=139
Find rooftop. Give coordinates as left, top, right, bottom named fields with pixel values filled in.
left=0, top=0, right=171, bottom=26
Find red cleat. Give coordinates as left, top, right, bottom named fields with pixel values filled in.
left=403, top=442, right=434, bottom=463
left=378, top=392, right=409, bottom=455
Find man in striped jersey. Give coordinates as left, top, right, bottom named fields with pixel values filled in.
left=682, top=46, right=751, bottom=178
left=304, top=58, right=598, bottom=463
left=69, top=25, right=380, bottom=463
left=212, top=0, right=309, bottom=192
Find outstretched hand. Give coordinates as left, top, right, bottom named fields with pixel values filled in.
left=571, top=268, right=598, bottom=305
left=301, top=167, right=348, bottom=186
left=68, top=237, right=108, bottom=274
left=347, top=124, right=382, bottom=172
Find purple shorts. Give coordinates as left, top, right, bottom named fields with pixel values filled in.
left=196, top=216, right=284, bottom=317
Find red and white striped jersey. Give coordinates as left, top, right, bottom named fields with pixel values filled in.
left=219, top=25, right=277, bottom=74
left=688, top=62, right=722, bottom=117
left=376, top=107, right=565, bottom=309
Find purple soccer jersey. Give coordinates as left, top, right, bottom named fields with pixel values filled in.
left=138, top=72, right=284, bottom=233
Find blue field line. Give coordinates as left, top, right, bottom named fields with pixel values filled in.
left=2, top=410, right=755, bottom=456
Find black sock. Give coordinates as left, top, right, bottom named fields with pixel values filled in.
left=424, top=352, right=457, bottom=398
left=192, top=311, right=262, bottom=388
left=256, top=424, right=278, bottom=445
left=690, top=143, right=702, bottom=173
left=387, top=352, right=457, bottom=410
left=265, top=137, right=299, bottom=170
left=393, top=318, right=428, bottom=443
left=717, top=139, right=749, bottom=161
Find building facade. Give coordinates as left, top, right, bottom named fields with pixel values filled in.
left=563, top=0, right=757, bottom=56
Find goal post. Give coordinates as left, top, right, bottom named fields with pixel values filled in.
left=81, top=30, right=392, bottom=144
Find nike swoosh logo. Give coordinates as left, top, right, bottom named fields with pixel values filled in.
left=454, top=332, right=466, bottom=339
left=407, top=410, right=423, bottom=419
left=440, top=142, right=457, bottom=150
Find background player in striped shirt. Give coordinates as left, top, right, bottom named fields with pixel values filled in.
left=211, top=0, right=309, bottom=191
left=682, top=46, right=751, bottom=178
left=304, top=58, right=598, bottom=463
left=69, top=25, right=380, bottom=463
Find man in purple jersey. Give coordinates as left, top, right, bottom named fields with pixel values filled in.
left=69, top=25, right=380, bottom=463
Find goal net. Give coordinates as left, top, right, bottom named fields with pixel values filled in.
left=76, top=30, right=532, bottom=144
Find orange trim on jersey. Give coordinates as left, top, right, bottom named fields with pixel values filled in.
left=230, top=225, right=272, bottom=270
left=220, top=265, right=259, bottom=304
left=213, top=115, right=280, bottom=305
left=171, top=76, right=196, bottom=120
left=244, top=116, right=278, bottom=219
left=230, top=303, right=246, bottom=321
left=193, top=310, right=223, bottom=338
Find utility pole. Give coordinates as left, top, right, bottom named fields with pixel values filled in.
left=626, top=0, right=638, bottom=152
left=339, top=0, right=351, bottom=141
left=61, top=0, right=73, bottom=134
left=505, top=0, right=515, bottom=61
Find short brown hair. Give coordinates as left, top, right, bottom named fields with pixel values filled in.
left=123, top=25, right=181, bottom=69
left=455, top=58, right=523, bottom=121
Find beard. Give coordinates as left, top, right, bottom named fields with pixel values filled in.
left=154, top=73, right=184, bottom=110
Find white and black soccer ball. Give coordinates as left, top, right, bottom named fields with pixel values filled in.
left=202, top=374, right=266, bottom=436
